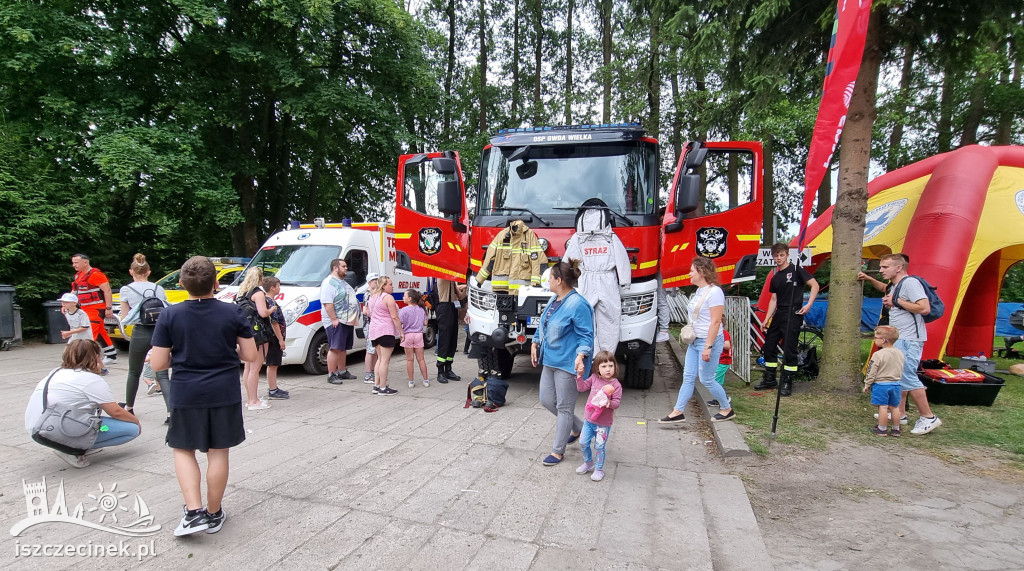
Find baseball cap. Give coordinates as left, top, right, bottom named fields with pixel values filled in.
left=59, top=293, right=78, bottom=303
left=366, top=272, right=380, bottom=282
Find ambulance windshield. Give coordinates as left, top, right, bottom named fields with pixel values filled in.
left=478, top=142, right=657, bottom=217
left=239, top=245, right=340, bottom=287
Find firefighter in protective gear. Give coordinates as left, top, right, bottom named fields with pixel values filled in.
left=475, top=220, right=547, bottom=292
left=563, top=202, right=631, bottom=353
left=70, top=253, right=117, bottom=363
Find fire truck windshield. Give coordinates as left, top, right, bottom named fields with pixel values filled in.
left=478, top=142, right=657, bottom=218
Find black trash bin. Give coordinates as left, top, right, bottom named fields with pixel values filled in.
left=0, top=285, right=14, bottom=340
left=43, top=300, right=69, bottom=344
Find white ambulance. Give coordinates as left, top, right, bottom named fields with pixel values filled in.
left=216, top=219, right=431, bottom=374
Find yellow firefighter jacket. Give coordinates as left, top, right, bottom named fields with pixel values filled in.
left=476, top=220, right=547, bottom=292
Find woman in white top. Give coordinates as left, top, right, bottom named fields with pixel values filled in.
left=119, top=253, right=170, bottom=416
left=659, top=256, right=735, bottom=423
left=25, top=340, right=141, bottom=468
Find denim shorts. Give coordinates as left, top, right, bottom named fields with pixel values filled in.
left=870, top=382, right=902, bottom=407
left=894, top=339, right=925, bottom=391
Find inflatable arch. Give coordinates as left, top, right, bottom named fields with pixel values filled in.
left=790, top=145, right=1024, bottom=360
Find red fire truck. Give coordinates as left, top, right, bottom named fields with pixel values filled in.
left=394, top=124, right=763, bottom=388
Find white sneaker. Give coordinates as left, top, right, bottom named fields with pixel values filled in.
left=911, top=416, right=942, bottom=435
left=655, top=331, right=671, bottom=343
left=422, top=379, right=430, bottom=387
left=409, top=380, right=416, bottom=388
left=873, top=412, right=908, bottom=425
left=246, top=399, right=271, bottom=410
left=102, top=356, right=115, bottom=365
left=53, top=449, right=89, bottom=468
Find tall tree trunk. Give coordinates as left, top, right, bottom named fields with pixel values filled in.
left=886, top=44, right=915, bottom=171
left=961, top=42, right=995, bottom=146
left=444, top=0, right=457, bottom=136
left=600, top=0, right=612, bottom=123
left=762, top=135, right=776, bottom=246
left=937, top=69, right=955, bottom=152
left=306, top=128, right=325, bottom=220
left=533, top=0, right=543, bottom=124
left=564, top=0, right=574, bottom=123
left=818, top=6, right=882, bottom=392
left=995, top=35, right=1019, bottom=145
left=512, top=0, right=521, bottom=123
left=817, top=157, right=832, bottom=216
left=478, top=0, right=487, bottom=133
left=669, top=46, right=682, bottom=162
left=645, top=3, right=662, bottom=138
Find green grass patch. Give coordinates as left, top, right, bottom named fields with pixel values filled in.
left=726, top=366, right=1024, bottom=463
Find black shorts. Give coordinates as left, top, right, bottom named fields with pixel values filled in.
left=371, top=335, right=397, bottom=348
left=265, top=338, right=282, bottom=367
left=166, top=403, right=245, bottom=453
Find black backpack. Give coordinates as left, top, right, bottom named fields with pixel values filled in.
left=893, top=276, right=945, bottom=323
left=137, top=287, right=168, bottom=326
left=236, top=289, right=273, bottom=345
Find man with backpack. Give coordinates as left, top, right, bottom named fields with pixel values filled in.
left=880, top=253, right=942, bottom=435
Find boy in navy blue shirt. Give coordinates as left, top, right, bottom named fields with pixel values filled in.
left=151, top=256, right=257, bottom=536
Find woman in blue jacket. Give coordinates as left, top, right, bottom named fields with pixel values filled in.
left=531, top=260, right=595, bottom=466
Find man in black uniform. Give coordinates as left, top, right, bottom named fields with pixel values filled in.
left=434, top=278, right=467, bottom=383
left=755, top=243, right=820, bottom=396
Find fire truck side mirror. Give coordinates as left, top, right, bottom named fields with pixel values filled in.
left=674, top=174, right=700, bottom=215
left=432, top=157, right=457, bottom=175
left=437, top=180, right=462, bottom=217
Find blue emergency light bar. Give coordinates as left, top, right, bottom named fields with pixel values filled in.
left=495, top=122, right=642, bottom=134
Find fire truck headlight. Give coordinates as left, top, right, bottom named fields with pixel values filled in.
left=621, top=293, right=655, bottom=316
left=282, top=295, right=309, bottom=326
left=538, top=238, right=549, bottom=252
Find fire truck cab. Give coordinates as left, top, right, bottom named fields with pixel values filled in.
left=395, top=124, right=763, bottom=388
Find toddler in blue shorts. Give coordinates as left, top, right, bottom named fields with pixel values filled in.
left=862, top=325, right=905, bottom=437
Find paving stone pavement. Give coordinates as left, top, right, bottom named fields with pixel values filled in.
left=1, top=340, right=771, bottom=570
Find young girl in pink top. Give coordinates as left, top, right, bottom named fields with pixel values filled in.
left=399, top=289, right=430, bottom=388
left=575, top=350, right=622, bottom=482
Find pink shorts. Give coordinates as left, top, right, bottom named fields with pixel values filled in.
left=401, top=332, right=424, bottom=348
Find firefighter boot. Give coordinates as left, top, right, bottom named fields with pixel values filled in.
left=445, top=363, right=462, bottom=382
left=436, top=363, right=449, bottom=384
left=754, top=365, right=777, bottom=390
left=779, top=369, right=795, bottom=396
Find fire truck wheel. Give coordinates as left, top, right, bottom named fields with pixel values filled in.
left=477, top=347, right=496, bottom=378
left=623, top=353, right=654, bottom=389
left=303, top=329, right=329, bottom=375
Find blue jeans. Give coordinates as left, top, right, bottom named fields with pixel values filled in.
left=580, top=421, right=611, bottom=470
left=674, top=335, right=731, bottom=412
left=93, top=417, right=141, bottom=449
left=894, top=339, right=925, bottom=390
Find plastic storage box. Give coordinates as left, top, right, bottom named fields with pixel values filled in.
left=959, top=355, right=996, bottom=374
left=917, top=371, right=1005, bottom=406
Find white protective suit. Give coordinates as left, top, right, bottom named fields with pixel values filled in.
left=563, top=208, right=632, bottom=353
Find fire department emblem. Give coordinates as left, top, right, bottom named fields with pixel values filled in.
left=419, top=227, right=442, bottom=256
left=696, top=227, right=728, bottom=259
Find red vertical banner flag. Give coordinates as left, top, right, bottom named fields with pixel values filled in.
left=799, top=0, right=873, bottom=248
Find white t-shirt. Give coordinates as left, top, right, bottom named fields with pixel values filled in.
left=64, top=309, right=92, bottom=342
left=687, top=285, right=725, bottom=339
left=24, top=369, right=116, bottom=433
